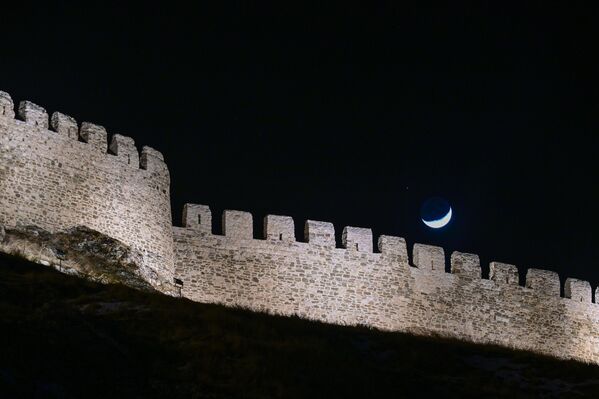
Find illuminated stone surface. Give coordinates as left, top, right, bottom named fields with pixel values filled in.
left=0, top=91, right=173, bottom=287
left=0, top=89, right=597, bottom=364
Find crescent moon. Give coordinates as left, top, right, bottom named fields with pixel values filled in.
left=422, top=207, right=452, bottom=228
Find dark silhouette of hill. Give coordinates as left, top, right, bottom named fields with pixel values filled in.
left=0, top=253, right=598, bottom=398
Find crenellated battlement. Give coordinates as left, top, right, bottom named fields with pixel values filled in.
left=0, top=91, right=169, bottom=180
left=1, top=89, right=597, bottom=365
left=174, top=204, right=595, bottom=303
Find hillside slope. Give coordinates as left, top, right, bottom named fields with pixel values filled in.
left=0, top=253, right=598, bottom=398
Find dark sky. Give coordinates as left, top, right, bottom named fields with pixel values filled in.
left=1, top=4, right=597, bottom=290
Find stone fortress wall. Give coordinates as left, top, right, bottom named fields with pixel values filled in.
left=0, top=89, right=597, bottom=364
left=173, top=206, right=599, bottom=364
left=0, top=91, right=174, bottom=284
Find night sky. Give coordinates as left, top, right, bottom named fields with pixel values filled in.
left=1, top=4, right=597, bottom=291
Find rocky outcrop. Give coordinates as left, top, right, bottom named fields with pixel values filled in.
left=0, top=224, right=154, bottom=291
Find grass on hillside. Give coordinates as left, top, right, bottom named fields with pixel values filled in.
left=0, top=252, right=598, bottom=398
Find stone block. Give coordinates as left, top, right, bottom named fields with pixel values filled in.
left=182, top=204, right=212, bottom=233
left=412, top=243, right=445, bottom=272
left=264, top=215, right=295, bottom=241
left=564, top=278, right=592, bottom=303
left=525, top=268, right=560, bottom=296
left=450, top=251, right=481, bottom=278
left=80, top=122, right=107, bottom=152
left=0, top=91, right=15, bottom=118
left=342, top=226, right=373, bottom=252
left=489, top=262, right=519, bottom=285
left=140, top=146, right=168, bottom=176
left=51, top=112, right=78, bottom=140
left=377, top=235, right=408, bottom=261
left=304, top=220, right=335, bottom=247
left=223, top=210, right=253, bottom=239
left=109, top=134, right=139, bottom=168
left=18, top=100, right=48, bottom=128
